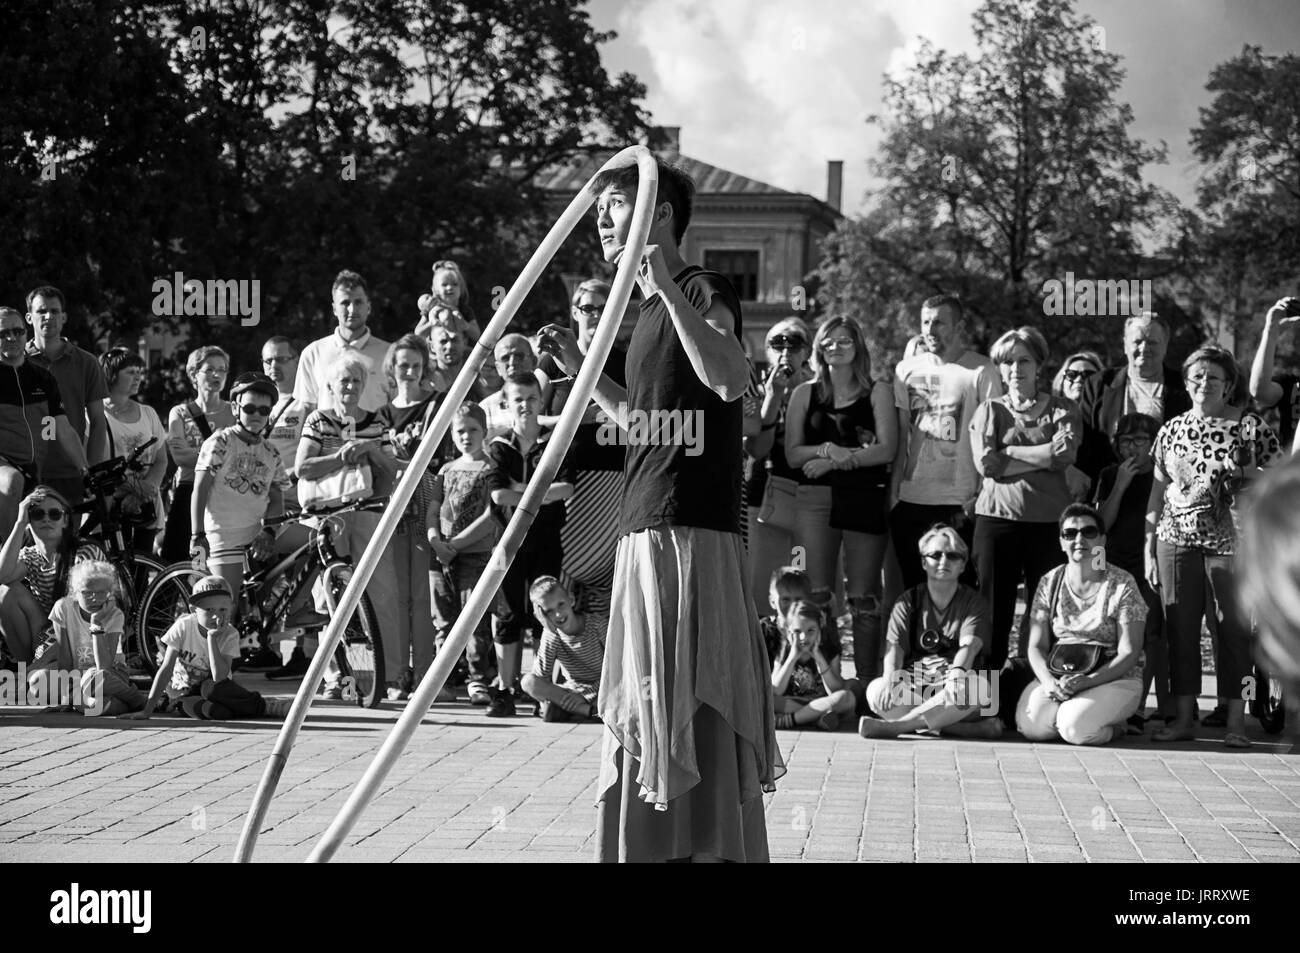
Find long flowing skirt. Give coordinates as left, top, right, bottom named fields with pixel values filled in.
left=596, top=525, right=783, bottom=862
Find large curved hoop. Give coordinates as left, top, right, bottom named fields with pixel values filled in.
left=233, top=145, right=659, bottom=863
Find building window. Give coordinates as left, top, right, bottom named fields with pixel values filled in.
left=704, top=249, right=760, bottom=302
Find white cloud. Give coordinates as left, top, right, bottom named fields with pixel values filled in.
left=613, top=0, right=980, bottom=212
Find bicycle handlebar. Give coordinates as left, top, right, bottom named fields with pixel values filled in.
left=79, top=436, right=160, bottom=506
left=263, top=496, right=391, bottom=528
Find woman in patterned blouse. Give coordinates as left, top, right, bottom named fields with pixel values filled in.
left=1145, top=346, right=1283, bottom=747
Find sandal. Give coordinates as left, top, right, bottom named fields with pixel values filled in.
left=1152, top=724, right=1196, bottom=743
left=775, top=712, right=795, bottom=729
left=1223, top=731, right=1253, bottom=749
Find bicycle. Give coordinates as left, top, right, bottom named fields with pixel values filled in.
left=134, top=496, right=388, bottom=707
left=74, top=436, right=169, bottom=675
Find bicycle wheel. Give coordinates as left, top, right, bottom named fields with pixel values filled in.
left=136, top=562, right=206, bottom=668
left=323, top=563, right=384, bottom=709
left=1251, top=663, right=1286, bottom=735
left=115, top=554, right=167, bottom=673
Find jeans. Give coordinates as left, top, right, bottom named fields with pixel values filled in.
left=973, top=516, right=1063, bottom=668
left=792, top=484, right=886, bottom=607
left=392, top=525, right=436, bottom=682
left=432, top=551, right=496, bottom=689
left=889, top=500, right=977, bottom=589
left=1156, top=541, right=1251, bottom=698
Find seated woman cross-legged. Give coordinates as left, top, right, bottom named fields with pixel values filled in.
left=770, top=600, right=859, bottom=731
left=858, top=524, right=1002, bottom=739
left=1016, top=503, right=1146, bottom=746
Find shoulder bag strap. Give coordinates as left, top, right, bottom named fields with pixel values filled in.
left=186, top=400, right=213, bottom=441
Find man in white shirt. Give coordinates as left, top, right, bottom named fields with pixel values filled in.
left=294, top=271, right=392, bottom=414
left=261, top=336, right=307, bottom=483
left=889, top=294, right=1002, bottom=589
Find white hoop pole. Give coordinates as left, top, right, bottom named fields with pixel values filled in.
left=233, top=146, right=652, bottom=865
left=302, top=146, right=658, bottom=863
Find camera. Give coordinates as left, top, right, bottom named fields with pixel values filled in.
left=918, top=628, right=957, bottom=654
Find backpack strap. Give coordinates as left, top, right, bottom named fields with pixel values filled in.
left=186, top=400, right=213, bottom=441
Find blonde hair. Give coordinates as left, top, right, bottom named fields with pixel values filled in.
left=916, top=524, right=968, bottom=562
left=69, top=560, right=118, bottom=596
left=809, top=316, right=874, bottom=403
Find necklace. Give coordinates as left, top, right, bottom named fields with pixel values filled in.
left=1006, top=390, right=1039, bottom=413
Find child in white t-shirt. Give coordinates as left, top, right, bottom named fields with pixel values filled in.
left=124, top=576, right=289, bottom=720
left=27, top=561, right=145, bottom=715
left=190, top=373, right=286, bottom=616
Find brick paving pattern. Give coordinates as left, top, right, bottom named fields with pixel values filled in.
left=2, top=681, right=1297, bottom=863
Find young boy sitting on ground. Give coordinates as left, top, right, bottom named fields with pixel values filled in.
left=28, top=561, right=145, bottom=716
left=770, top=599, right=860, bottom=731
left=520, top=576, right=604, bottom=723
left=123, top=575, right=289, bottom=720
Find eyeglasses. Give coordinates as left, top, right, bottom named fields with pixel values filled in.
left=1063, top=368, right=1097, bottom=383
left=262, top=356, right=293, bottom=365
left=821, top=338, right=855, bottom=350
left=573, top=304, right=604, bottom=317
left=768, top=334, right=808, bottom=351
left=1187, top=375, right=1226, bottom=387
left=239, top=403, right=273, bottom=416
left=1116, top=435, right=1151, bottom=446
left=0, top=328, right=26, bottom=341
left=923, top=551, right=965, bottom=563
left=1061, top=526, right=1101, bottom=540
left=28, top=506, right=66, bottom=521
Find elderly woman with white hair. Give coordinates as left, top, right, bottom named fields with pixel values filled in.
left=858, top=523, right=1000, bottom=739
left=743, top=316, right=814, bottom=615
left=297, top=353, right=402, bottom=700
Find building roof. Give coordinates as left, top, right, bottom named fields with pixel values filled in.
left=533, top=150, right=798, bottom=197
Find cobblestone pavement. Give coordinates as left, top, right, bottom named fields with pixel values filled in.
left=2, top=672, right=1298, bottom=864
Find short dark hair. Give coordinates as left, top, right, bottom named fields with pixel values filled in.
left=769, top=566, right=812, bottom=596
left=1059, top=502, right=1103, bottom=534
left=589, top=158, right=696, bottom=244
left=1112, top=412, right=1159, bottom=449
left=100, top=346, right=146, bottom=387
left=332, top=269, right=368, bottom=296
left=26, top=285, right=65, bottom=312
left=921, top=294, right=965, bottom=324
left=503, top=371, right=541, bottom=394
left=263, top=335, right=296, bottom=354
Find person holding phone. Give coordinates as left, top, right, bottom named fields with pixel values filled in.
left=1248, top=296, right=1300, bottom=455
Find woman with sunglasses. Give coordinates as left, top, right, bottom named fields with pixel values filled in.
left=537, top=280, right=626, bottom=623
left=100, top=347, right=169, bottom=556
left=970, top=326, right=1080, bottom=669
left=1017, top=504, right=1147, bottom=745
left=1051, top=350, right=1103, bottom=404
left=744, top=318, right=813, bottom=616
left=786, top=317, right=896, bottom=682
left=0, top=485, right=107, bottom=664
left=1146, top=346, right=1283, bottom=747
left=858, top=524, right=999, bottom=738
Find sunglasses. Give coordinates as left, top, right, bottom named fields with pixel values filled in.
left=29, top=506, right=67, bottom=521
left=1061, top=526, right=1101, bottom=540
left=768, top=335, right=808, bottom=351
left=573, top=303, right=604, bottom=317
left=0, top=328, right=26, bottom=340
left=239, top=403, right=273, bottom=416
left=923, top=551, right=965, bottom=563
left=1063, top=368, right=1097, bottom=383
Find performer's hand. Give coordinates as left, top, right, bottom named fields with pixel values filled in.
left=634, top=244, right=669, bottom=300
left=537, top=324, right=583, bottom=377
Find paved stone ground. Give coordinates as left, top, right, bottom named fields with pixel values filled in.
left=1, top=673, right=1298, bottom=863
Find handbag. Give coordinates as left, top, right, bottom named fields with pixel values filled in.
left=756, top=474, right=798, bottom=532
left=1047, top=642, right=1106, bottom=677
left=297, top=463, right=373, bottom=510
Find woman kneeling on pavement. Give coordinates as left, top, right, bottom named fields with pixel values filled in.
left=858, top=524, right=1000, bottom=739
left=1016, top=503, right=1145, bottom=746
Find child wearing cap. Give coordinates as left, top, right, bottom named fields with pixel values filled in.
left=27, top=560, right=146, bottom=715
left=123, top=575, right=289, bottom=719
left=521, top=576, right=604, bottom=722
left=190, top=373, right=287, bottom=626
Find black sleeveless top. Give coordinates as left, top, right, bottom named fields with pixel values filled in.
left=800, top=383, right=889, bottom=489
left=617, top=266, right=744, bottom=538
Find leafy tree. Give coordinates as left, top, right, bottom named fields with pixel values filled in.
left=813, top=0, right=1172, bottom=369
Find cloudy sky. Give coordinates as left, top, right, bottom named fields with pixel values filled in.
left=586, top=0, right=1300, bottom=213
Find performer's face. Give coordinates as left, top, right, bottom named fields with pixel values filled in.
left=595, top=184, right=635, bottom=262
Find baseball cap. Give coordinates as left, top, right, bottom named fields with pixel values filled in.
left=191, top=575, right=234, bottom=603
